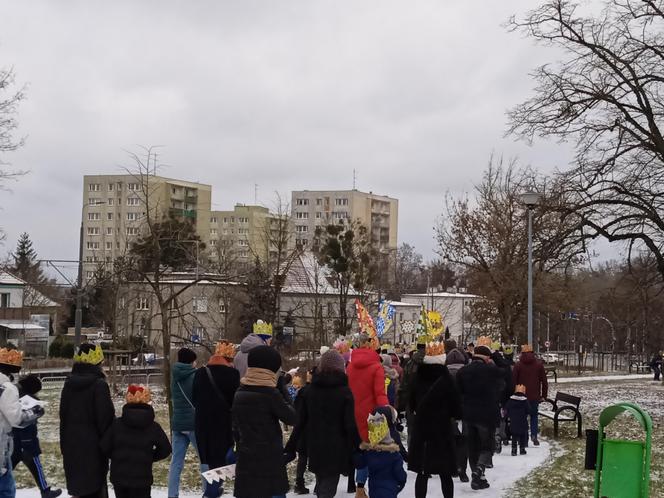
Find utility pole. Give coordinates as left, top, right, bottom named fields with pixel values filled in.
left=74, top=222, right=84, bottom=347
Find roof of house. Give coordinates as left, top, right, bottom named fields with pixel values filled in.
left=282, top=252, right=359, bottom=296
left=0, top=271, right=26, bottom=286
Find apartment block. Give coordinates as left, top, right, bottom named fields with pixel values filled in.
left=82, top=174, right=212, bottom=280
left=209, top=204, right=292, bottom=267
left=290, top=189, right=398, bottom=250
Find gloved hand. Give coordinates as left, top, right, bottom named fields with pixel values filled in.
left=31, top=405, right=45, bottom=419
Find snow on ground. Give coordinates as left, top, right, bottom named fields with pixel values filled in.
left=557, top=373, right=651, bottom=383
left=16, top=440, right=551, bottom=498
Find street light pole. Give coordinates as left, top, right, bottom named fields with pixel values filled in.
left=75, top=221, right=84, bottom=347
left=520, top=191, right=541, bottom=349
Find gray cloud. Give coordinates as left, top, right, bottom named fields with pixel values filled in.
left=0, top=0, right=577, bottom=261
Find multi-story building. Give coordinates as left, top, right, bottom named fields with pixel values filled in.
left=81, top=174, right=212, bottom=281
left=290, top=189, right=398, bottom=251
left=209, top=204, right=292, bottom=269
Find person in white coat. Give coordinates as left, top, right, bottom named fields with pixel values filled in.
left=0, top=348, right=44, bottom=498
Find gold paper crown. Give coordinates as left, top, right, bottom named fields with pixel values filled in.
left=477, top=336, right=492, bottom=348
left=126, top=384, right=152, bottom=404
left=0, top=348, right=23, bottom=367
left=253, top=320, right=273, bottom=337
left=367, top=414, right=390, bottom=446
left=426, top=342, right=445, bottom=356
left=369, top=336, right=380, bottom=351
left=490, top=341, right=501, bottom=351
left=515, top=384, right=527, bottom=395
left=215, top=341, right=236, bottom=359
left=521, top=344, right=533, bottom=353
left=73, top=344, right=104, bottom=364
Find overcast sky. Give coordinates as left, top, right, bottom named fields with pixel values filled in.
left=0, top=0, right=581, bottom=267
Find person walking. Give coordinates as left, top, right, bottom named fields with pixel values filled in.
left=286, top=350, right=360, bottom=498
left=60, top=343, right=115, bottom=498
left=445, top=344, right=469, bottom=482
left=193, top=342, right=240, bottom=498
left=505, top=385, right=529, bottom=456
left=408, top=343, right=461, bottom=498
left=232, top=346, right=296, bottom=498
left=381, top=355, right=399, bottom=409
left=512, top=345, right=548, bottom=446
left=291, top=368, right=315, bottom=495
left=12, top=375, right=61, bottom=498
left=396, top=342, right=425, bottom=448
left=100, top=385, right=172, bottom=498
left=167, top=348, right=200, bottom=498
left=347, top=334, right=390, bottom=498
left=233, top=321, right=273, bottom=378
left=650, top=352, right=662, bottom=381
left=456, top=345, right=503, bottom=490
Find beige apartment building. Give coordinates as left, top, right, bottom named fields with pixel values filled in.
left=290, top=189, right=398, bottom=250
left=81, top=174, right=212, bottom=281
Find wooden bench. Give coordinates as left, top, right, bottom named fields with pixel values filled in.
left=538, top=392, right=583, bottom=438
left=544, top=366, right=558, bottom=383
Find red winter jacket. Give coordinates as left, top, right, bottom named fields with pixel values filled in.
left=347, top=348, right=389, bottom=442
left=512, top=352, right=548, bottom=401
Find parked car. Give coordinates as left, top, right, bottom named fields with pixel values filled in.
left=540, top=353, right=561, bottom=364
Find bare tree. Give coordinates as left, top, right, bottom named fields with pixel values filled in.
left=508, top=0, right=664, bottom=278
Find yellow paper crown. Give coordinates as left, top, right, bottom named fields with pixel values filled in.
left=126, top=384, right=152, bottom=404
left=426, top=342, right=445, bottom=356
left=253, top=320, right=273, bottom=337
left=490, top=341, right=501, bottom=351
left=521, top=344, right=533, bottom=353
left=215, top=341, right=236, bottom=359
left=416, top=333, right=429, bottom=346
left=0, top=348, right=23, bottom=367
left=73, top=344, right=104, bottom=365
left=367, top=414, right=390, bottom=446
left=477, top=336, right=492, bottom=347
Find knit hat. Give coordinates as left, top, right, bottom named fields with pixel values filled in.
left=446, top=348, right=467, bottom=366
left=247, top=345, right=282, bottom=373
left=474, top=345, right=492, bottom=358
left=515, top=384, right=527, bottom=395
left=73, top=343, right=103, bottom=365
left=319, top=350, right=345, bottom=373
left=18, top=374, right=42, bottom=397
left=443, top=339, right=457, bottom=352
left=177, top=347, right=197, bottom=364
left=126, top=384, right=152, bottom=404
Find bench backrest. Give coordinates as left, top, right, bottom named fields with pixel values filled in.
left=555, top=391, right=581, bottom=407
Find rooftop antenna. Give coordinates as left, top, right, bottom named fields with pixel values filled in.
left=254, top=183, right=258, bottom=204
left=353, top=169, right=357, bottom=190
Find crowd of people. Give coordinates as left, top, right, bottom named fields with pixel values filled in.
left=0, top=324, right=551, bottom=498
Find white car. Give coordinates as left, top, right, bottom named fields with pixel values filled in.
left=540, top=353, right=560, bottom=364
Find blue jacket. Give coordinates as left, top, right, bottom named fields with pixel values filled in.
left=356, top=442, right=407, bottom=498
left=505, top=393, right=529, bottom=436
left=171, top=362, right=196, bottom=432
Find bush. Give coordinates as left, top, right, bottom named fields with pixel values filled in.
left=60, top=342, right=75, bottom=359
left=49, top=336, right=75, bottom=359
left=48, top=339, right=62, bottom=358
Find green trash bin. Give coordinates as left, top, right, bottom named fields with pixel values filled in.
left=594, top=402, right=652, bottom=498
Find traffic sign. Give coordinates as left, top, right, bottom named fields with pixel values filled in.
left=545, top=340, right=551, bottom=348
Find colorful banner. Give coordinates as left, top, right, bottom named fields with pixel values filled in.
left=355, top=299, right=377, bottom=337
left=416, top=304, right=429, bottom=341
left=376, top=300, right=396, bottom=338
left=427, top=311, right=444, bottom=339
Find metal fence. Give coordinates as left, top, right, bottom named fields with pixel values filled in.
left=546, top=351, right=651, bottom=374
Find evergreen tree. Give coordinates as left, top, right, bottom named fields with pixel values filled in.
left=11, top=232, right=44, bottom=283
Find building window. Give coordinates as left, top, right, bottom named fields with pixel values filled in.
left=87, top=227, right=100, bottom=236
left=0, top=293, right=9, bottom=308
left=296, top=225, right=308, bottom=233
left=119, top=296, right=126, bottom=309
left=333, top=211, right=348, bottom=220
left=211, top=229, right=218, bottom=236
left=238, top=228, right=249, bottom=235
left=230, top=217, right=235, bottom=223
left=335, top=198, right=349, bottom=206
left=88, top=198, right=101, bottom=205
left=218, top=299, right=227, bottom=313
left=223, top=217, right=228, bottom=224
left=108, top=198, right=114, bottom=206
left=238, top=217, right=249, bottom=224
left=127, top=197, right=140, bottom=206
left=295, top=212, right=309, bottom=219
left=86, top=241, right=100, bottom=249
left=126, top=227, right=139, bottom=236
left=105, top=228, right=113, bottom=236
left=136, top=297, right=149, bottom=310
left=316, top=198, right=322, bottom=206
left=315, top=212, right=322, bottom=219
left=106, top=213, right=113, bottom=221
left=240, top=250, right=249, bottom=258
left=88, top=212, right=101, bottom=221
left=211, top=216, right=218, bottom=223
left=89, top=184, right=101, bottom=192
left=86, top=271, right=94, bottom=279
left=106, top=242, right=112, bottom=250
left=108, top=183, right=114, bottom=191
left=116, top=182, right=122, bottom=191
left=127, top=212, right=139, bottom=221
left=295, top=198, right=309, bottom=206
left=127, top=183, right=139, bottom=191
left=296, top=238, right=308, bottom=247
left=238, top=239, right=249, bottom=247
left=193, top=297, right=208, bottom=313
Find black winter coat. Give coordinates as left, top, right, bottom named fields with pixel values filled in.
left=100, top=403, right=171, bottom=488
left=193, top=364, right=240, bottom=467
left=232, top=384, right=297, bottom=498
left=456, top=358, right=504, bottom=428
left=407, top=363, right=462, bottom=476
left=292, top=383, right=310, bottom=453
left=286, top=370, right=360, bottom=477
left=505, top=394, right=529, bottom=436
left=491, top=352, right=514, bottom=406
left=60, top=363, right=115, bottom=496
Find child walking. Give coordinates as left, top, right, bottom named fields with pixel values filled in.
left=355, top=407, right=407, bottom=498
left=505, top=384, right=529, bottom=456
left=100, top=385, right=172, bottom=498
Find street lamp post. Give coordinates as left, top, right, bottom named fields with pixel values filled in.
left=520, top=191, right=541, bottom=349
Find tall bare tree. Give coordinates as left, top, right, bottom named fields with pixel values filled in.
left=508, top=0, right=664, bottom=278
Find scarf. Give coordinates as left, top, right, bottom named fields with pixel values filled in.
left=241, top=367, right=278, bottom=387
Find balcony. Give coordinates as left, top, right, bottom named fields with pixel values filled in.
left=169, top=208, right=198, bottom=220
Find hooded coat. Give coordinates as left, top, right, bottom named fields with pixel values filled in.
left=232, top=384, right=296, bottom=498
left=192, top=364, right=240, bottom=467
left=491, top=351, right=514, bottom=405
left=100, top=403, right=171, bottom=488
left=512, top=352, right=548, bottom=402
left=170, top=362, right=197, bottom=432
left=347, top=348, right=390, bottom=442
left=286, top=369, right=360, bottom=478
left=59, top=363, right=115, bottom=496
left=456, top=357, right=503, bottom=427
left=397, top=348, right=424, bottom=412
left=233, top=334, right=267, bottom=379
left=407, top=363, right=462, bottom=476
left=445, top=349, right=468, bottom=379
left=505, top=393, right=529, bottom=436
left=356, top=442, right=407, bottom=498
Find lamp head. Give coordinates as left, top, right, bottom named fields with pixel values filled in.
left=520, top=191, right=541, bottom=208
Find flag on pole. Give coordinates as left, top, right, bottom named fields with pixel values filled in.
left=355, top=299, right=377, bottom=337
left=376, top=300, right=396, bottom=338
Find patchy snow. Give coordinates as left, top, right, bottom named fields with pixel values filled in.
left=557, top=373, right=652, bottom=384
left=16, top=440, right=550, bottom=498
